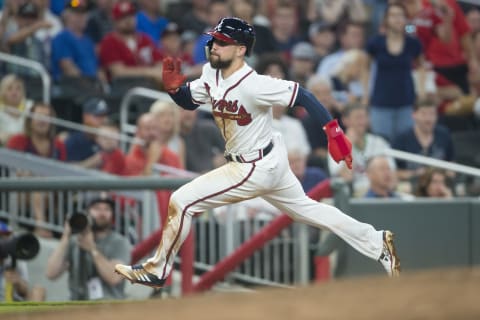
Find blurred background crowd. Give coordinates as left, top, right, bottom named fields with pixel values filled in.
left=0, top=0, right=480, bottom=302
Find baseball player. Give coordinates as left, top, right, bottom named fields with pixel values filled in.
left=115, top=17, right=400, bottom=288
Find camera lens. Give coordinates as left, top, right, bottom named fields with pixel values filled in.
left=69, top=212, right=89, bottom=234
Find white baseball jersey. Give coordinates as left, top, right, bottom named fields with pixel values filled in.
left=188, top=63, right=299, bottom=155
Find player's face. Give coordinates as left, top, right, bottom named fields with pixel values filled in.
left=209, top=39, right=243, bottom=69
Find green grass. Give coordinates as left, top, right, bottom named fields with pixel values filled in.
left=0, top=300, right=107, bottom=314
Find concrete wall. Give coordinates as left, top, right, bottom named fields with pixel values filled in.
left=338, top=199, right=479, bottom=277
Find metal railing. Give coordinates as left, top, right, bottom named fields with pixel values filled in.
left=0, top=52, right=51, bottom=104
left=0, top=148, right=163, bottom=241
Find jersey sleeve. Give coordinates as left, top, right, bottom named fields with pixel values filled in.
left=254, top=75, right=299, bottom=108
left=188, top=64, right=212, bottom=105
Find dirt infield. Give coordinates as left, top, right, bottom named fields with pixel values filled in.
left=5, top=267, right=480, bottom=320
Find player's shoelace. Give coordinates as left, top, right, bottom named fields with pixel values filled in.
left=120, top=264, right=166, bottom=288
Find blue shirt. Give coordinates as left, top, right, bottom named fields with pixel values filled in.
left=65, top=132, right=100, bottom=162
left=300, top=167, right=328, bottom=192
left=364, top=189, right=399, bottom=198
left=136, top=11, right=168, bottom=45
left=367, top=34, right=422, bottom=107
left=392, top=125, right=454, bottom=170
left=51, top=30, right=98, bottom=80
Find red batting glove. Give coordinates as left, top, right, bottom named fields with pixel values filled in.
left=162, top=57, right=186, bottom=94
left=323, top=119, right=353, bottom=170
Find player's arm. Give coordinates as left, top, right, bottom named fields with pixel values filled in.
left=163, top=57, right=200, bottom=110
left=294, top=86, right=353, bottom=169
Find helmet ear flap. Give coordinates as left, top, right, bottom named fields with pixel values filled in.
left=205, top=38, right=213, bottom=60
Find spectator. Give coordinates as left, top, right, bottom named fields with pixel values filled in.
left=392, top=97, right=454, bottom=182
left=85, top=0, right=115, bottom=47
left=230, top=0, right=277, bottom=57
left=7, top=103, right=66, bottom=238
left=31, top=0, right=63, bottom=59
left=414, top=167, right=453, bottom=198
left=0, top=74, right=33, bottom=145
left=191, top=0, right=230, bottom=65
left=4, top=2, right=52, bottom=74
left=331, top=49, right=368, bottom=107
left=328, top=104, right=392, bottom=197
left=364, top=155, right=401, bottom=198
left=46, top=196, right=131, bottom=301
left=270, top=1, right=302, bottom=58
left=158, top=22, right=198, bottom=78
left=272, top=104, right=311, bottom=160
left=289, top=42, right=317, bottom=88
left=302, top=75, right=343, bottom=170
left=364, top=2, right=426, bottom=143
left=64, top=97, right=109, bottom=166
left=179, top=0, right=209, bottom=36
left=316, top=0, right=368, bottom=27
left=123, top=112, right=182, bottom=176
left=149, top=100, right=186, bottom=167
left=98, top=0, right=163, bottom=84
left=288, top=146, right=327, bottom=192
left=255, top=53, right=289, bottom=80
left=0, top=0, right=22, bottom=51
left=405, top=0, right=476, bottom=96
left=316, top=21, right=366, bottom=78
left=135, top=0, right=168, bottom=44
left=179, top=109, right=225, bottom=173
left=51, top=0, right=100, bottom=81
left=307, top=21, right=336, bottom=64
left=95, top=123, right=125, bottom=175
left=0, top=222, right=31, bottom=302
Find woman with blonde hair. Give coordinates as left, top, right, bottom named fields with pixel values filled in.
left=149, top=100, right=186, bottom=167
left=0, top=74, right=34, bottom=145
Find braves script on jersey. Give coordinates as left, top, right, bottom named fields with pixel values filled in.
left=189, top=63, right=298, bottom=155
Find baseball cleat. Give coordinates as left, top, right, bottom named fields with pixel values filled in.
left=115, top=263, right=166, bottom=288
left=378, top=230, right=401, bottom=277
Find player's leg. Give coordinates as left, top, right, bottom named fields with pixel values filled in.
left=115, top=160, right=269, bottom=287
left=261, top=168, right=400, bottom=276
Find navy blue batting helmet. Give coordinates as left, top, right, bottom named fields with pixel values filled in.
left=206, top=17, right=256, bottom=56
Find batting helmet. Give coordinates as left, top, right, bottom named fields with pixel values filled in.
left=206, top=17, right=256, bottom=56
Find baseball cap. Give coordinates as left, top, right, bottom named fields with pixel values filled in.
left=112, top=1, right=137, bottom=21
left=291, top=42, right=316, bottom=61
left=161, top=22, right=182, bottom=38
left=82, top=97, right=109, bottom=116
left=18, top=2, right=40, bottom=19
left=0, top=221, right=12, bottom=235
left=308, top=21, right=334, bottom=38
left=65, top=0, right=90, bottom=13
left=87, top=197, right=115, bottom=211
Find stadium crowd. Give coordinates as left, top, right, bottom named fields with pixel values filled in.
left=0, top=0, right=480, bottom=301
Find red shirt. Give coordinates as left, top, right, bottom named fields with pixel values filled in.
left=7, top=134, right=67, bottom=161
left=123, top=144, right=182, bottom=176
left=99, top=32, right=163, bottom=70
left=420, top=0, right=471, bottom=67
left=101, top=148, right=125, bottom=175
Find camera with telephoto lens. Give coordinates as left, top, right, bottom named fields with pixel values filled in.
left=0, top=233, right=40, bottom=268
left=68, top=211, right=93, bottom=234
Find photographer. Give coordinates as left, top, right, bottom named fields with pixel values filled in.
left=45, top=197, right=131, bottom=300
left=0, top=222, right=29, bottom=302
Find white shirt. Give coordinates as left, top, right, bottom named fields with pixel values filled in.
left=272, top=115, right=311, bottom=156
left=189, top=63, right=299, bottom=155
left=328, top=133, right=394, bottom=197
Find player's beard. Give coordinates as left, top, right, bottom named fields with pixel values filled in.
left=209, top=54, right=233, bottom=69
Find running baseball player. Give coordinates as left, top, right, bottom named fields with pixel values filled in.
left=115, top=17, right=400, bottom=287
